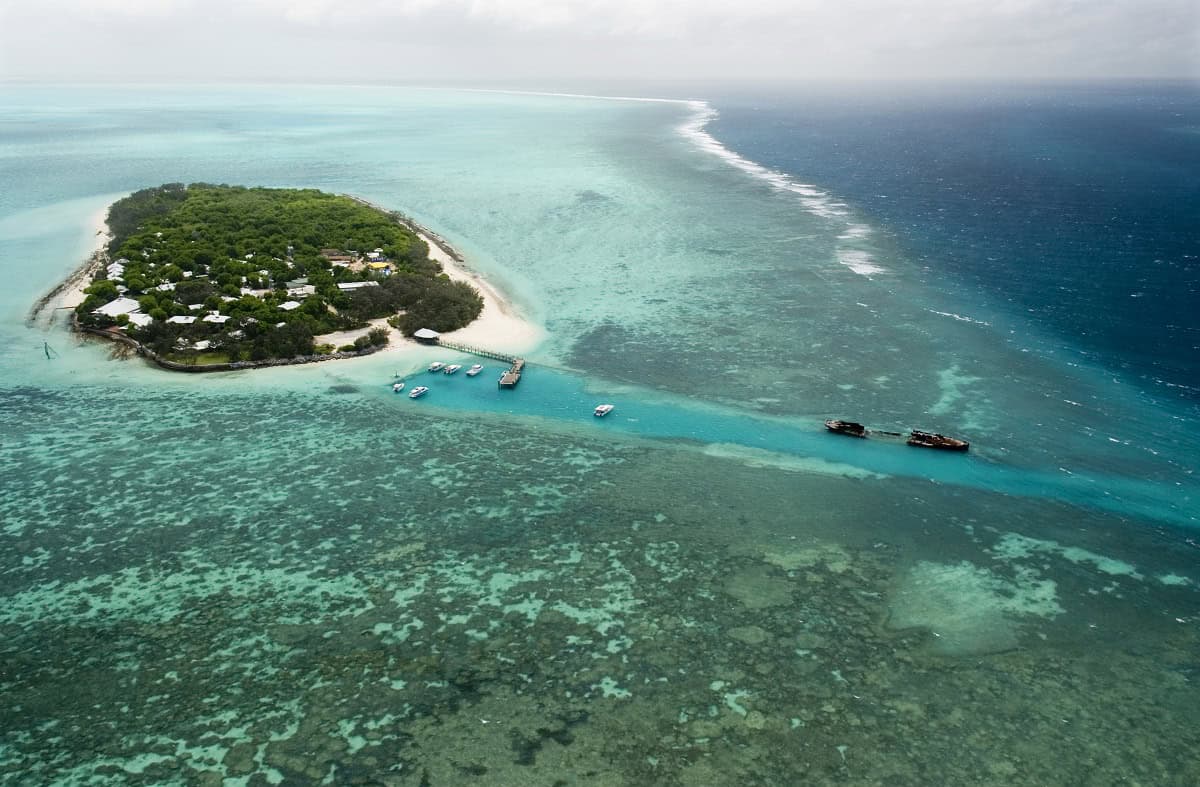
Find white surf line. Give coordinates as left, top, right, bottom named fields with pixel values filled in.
left=456, top=86, right=886, bottom=278
left=926, top=309, right=991, bottom=326
left=675, top=102, right=888, bottom=278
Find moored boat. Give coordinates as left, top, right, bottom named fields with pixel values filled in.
left=594, top=404, right=615, bottom=417
left=428, top=362, right=444, bottom=372
left=392, top=381, right=405, bottom=393
left=408, top=386, right=429, bottom=399
left=466, top=364, right=483, bottom=376
left=907, top=429, right=969, bottom=451
left=824, top=419, right=868, bottom=438
left=444, top=364, right=462, bottom=375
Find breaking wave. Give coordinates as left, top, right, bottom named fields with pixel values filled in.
left=677, top=102, right=887, bottom=277
left=461, top=89, right=888, bottom=279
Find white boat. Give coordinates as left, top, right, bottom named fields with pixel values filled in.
left=594, top=404, right=615, bottom=417
left=466, top=364, right=484, bottom=376
left=409, top=386, right=429, bottom=399
left=392, top=381, right=405, bottom=393
left=428, top=362, right=444, bottom=372
left=444, top=364, right=463, bottom=375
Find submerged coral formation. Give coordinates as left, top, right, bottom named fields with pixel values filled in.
left=1, top=386, right=1198, bottom=784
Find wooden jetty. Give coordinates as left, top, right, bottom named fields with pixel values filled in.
left=435, top=338, right=525, bottom=388
left=436, top=339, right=518, bottom=363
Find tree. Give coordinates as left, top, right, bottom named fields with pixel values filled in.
left=85, top=280, right=119, bottom=301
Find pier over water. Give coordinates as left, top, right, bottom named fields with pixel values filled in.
left=436, top=338, right=524, bottom=388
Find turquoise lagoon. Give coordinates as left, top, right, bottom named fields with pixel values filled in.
left=1, top=85, right=1198, bottom=784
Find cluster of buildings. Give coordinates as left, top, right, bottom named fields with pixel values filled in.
left=87, top=244, right=392, bottom=347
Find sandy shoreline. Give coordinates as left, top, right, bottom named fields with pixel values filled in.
left=28, top=207, right=111, bottom=328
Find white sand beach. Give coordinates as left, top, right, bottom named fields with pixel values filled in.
left=27, top=207, right=112, bottom=329
left=62, top=207, right=112, bottom=308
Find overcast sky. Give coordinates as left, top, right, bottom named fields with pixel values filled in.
left=1, top=0, right=1196, bottom=84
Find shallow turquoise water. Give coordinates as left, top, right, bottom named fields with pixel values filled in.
left=1, top=85, right=1198, bottom=784
left=386, top=361, right=1193, bottom=526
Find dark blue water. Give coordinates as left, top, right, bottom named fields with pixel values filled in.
left=708, top=81, right=1200, bottom=399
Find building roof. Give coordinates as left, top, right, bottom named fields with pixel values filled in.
left=337, top=281, right=380, bottom=290
left=92, top=297, right=141, bottom=317
left=127, top=313, right=154, bottom=328
left=279, top=301, right=302, bottom=311
left=413, top=328, right=440, bottom=340
left=166, top=315, right=196, bottom=324
left=202, top=314, right=231, bottom=323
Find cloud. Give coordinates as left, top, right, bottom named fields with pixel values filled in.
left=1, top=0, right=1196, bottom=81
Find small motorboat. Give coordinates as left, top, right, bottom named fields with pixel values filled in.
left=428, top=362, right=445, bottom=372
left=825, top=419, right=868, bottom=438
left=444, top=364, right=462, bottom=375
left=408, top=386, right=429, bottom=399
left=907, top=430, right=969, bottom=452
left=392, top=381, right=405, bottom=393
left=466, top=364, right=484, bottom=376
left=594, top=404, right=615, bottom=417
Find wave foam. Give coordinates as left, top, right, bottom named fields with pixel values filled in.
left=468, top=90, right=891, bottom=281
left=836, top=249, right=886, bottom=277
left=677, top=103, right=852, bottom=220
left=678, top=103, right=888, bottom=277
left=926, top=309, right=991, bottom=326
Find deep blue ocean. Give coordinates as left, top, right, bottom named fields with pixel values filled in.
left=710, top=81, right=1200, bottom=400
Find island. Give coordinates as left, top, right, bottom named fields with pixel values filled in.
left=70, top=183, right=484, bottom=369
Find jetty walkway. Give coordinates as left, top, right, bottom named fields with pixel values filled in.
left=436, top=338, right=525, bottom=388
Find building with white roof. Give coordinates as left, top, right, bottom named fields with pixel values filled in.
left=166, top=315, right=196, bottom=324
left=202, top=314, right=231, bottom=323
left=337, top=281, right=379, bottom=291
left=413, top=328, right=440, bottom=344
left=126, top=313, right=154, bottom=328
left=279, top=301, right=302, bottom=311
left=92, top=297, right=141, bottom=318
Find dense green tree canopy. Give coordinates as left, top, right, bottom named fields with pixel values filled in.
left=77, top=183, right=483, bottom=364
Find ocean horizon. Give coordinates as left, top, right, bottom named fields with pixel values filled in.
left=1, top=80, right=1197, bottom=784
